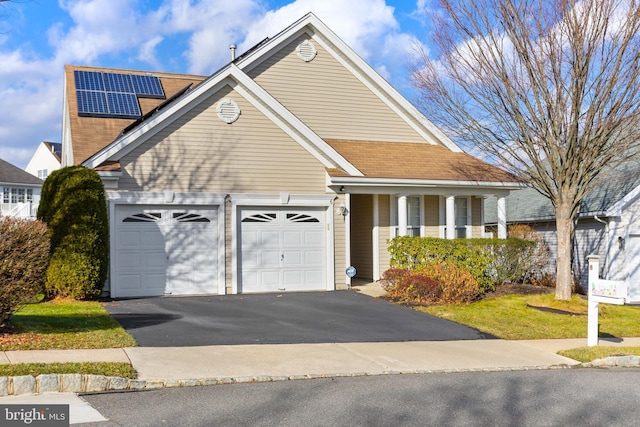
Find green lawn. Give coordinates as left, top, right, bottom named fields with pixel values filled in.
left=0, top=362, right=137, bottom=379
left=1, top=299, right=137, bottom=351
left=419, top=292, right=640, bottom=361
left=0, top=299, right=138, bottom=378
left=419, top=293, right=640, bottom=340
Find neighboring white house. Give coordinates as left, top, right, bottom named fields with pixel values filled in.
left=62, top=13, right=523, bottom=298
left=0, top=158, right=43, bottom=218
left=25, top=141, right=62, bottom=180
left=485, top=159, right=640, bottom=290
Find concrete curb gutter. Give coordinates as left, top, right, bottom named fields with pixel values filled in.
left=0, top=364, right=575, bottom=396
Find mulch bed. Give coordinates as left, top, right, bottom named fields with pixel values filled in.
left=484, top=283, right=554, bottom=298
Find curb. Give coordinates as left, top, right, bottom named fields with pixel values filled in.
left=0, top=365, right=571, bottom=396
left=1, top=358, right=638, bottom=396
left=581, top=355, right=640, bottom=368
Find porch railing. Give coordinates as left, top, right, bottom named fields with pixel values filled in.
left=0, top=203, right=37, bottom=219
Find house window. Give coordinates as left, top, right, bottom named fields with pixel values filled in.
left=37, top=169, right=48, bottom=180
left=442, top=196, right=471, bottom=238
left=455, top=198, right=469, bottom=238
left=2, top=187, right=33, bottom=204
left=393, top=196, right=422, bottom=237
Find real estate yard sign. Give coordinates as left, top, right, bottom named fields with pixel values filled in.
left=587, top=255, right=639, bottom=346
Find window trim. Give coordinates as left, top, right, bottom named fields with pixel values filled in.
left=391, top=195, right=423, bottom=238
left=439, top=196, right=472, bottom=239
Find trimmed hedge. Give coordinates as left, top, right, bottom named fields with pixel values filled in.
left=37, top=166, right=109, bottom=300
left=0, top=218, right=50, bottom=325
left=387, top=236, right=537, bottom=294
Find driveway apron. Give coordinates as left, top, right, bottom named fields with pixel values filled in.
left=103, top=291, right=494, bottom=347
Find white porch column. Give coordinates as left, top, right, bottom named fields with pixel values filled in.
left=446, top=195, right=455, bottom=240
left=497, top=195, right=507, bottom=239
left=397, top=195, right=408, bottom=237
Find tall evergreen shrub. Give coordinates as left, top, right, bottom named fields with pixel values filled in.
left=37, top=166, right=109, bottom=299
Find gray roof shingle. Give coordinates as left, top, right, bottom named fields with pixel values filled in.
left=485, top=159, right=640, bottom=223
left=0, top=158, right=44, bottom=186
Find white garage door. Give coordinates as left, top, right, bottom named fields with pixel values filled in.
left=114, top=205, right=219, bottom=298
left=239, top=208, right=327, bottom=293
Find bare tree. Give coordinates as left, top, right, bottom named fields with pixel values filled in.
left=412, top=0, right=640, bottom=300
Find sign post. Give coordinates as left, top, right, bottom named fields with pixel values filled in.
left=587, top=255, right=627, bottom=347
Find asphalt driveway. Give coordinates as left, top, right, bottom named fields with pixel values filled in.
left=102, top=291, right=494, bottom=347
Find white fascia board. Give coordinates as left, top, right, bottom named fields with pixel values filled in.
left=235, top=14, right=315, bottom=72
left=230, top=67, right=362, bottom=176
left=237, top=13, right=462, bottom=153
left=330, top=176, right=525, bottom=188
left=605, top=183, right=640, bottom=217
left=0, top=181, right=42, bottom=189
left=329, top=176, right=525, bottom=194
left=82, top=66, right=237, bottom=169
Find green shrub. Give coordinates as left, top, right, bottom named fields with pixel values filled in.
left=507, top=224, right=551, bottom=284
left=0, top=218, right=49, bottom=325
left=388, top=236, right=494, bottom=292
left=37, top=166, right=109, bottom=300
left=45, top=250, right=102, bottom=300
left=387, top=236, right=538, bottom=293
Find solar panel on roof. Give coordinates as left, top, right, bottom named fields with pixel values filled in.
left=74, top=70, right=105, bottom=91
left=77, top=90, right=108, bottom=115
left=106, top=92, right=141, bottom=117
left=131, top=74, right=164, bottom=97
left=73, top=69, right=164, bottom=117
left=103, top=73, right=135, bottom=93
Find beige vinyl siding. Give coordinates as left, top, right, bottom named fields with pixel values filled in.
left=334, top=193, right=347, bottom=287
left=350, top=194, right=374, bottom=280
left=471, top=196, right=484, bottom=238
left=248, top=35, right=426, bottom=144
left=118, top=85, right=328, bottom=194
left=424, top=195, right=440, bottom=237
left=378, top=195, right=392, bottom=277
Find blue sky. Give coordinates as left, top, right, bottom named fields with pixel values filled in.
left=0, top=0, right=436, bottom=169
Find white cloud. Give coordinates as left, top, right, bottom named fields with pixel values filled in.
left=52, top=0, right=151, bottom=64
left=242, top=0, right=398, bottom=61
left=137, top=36, right=164, bottom=69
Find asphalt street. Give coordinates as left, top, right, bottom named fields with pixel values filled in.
left=77, top=369, right=640, bottom=426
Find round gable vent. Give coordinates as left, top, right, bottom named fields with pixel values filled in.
left=216, top=98, right=241, bottom=124
left=296, top=40, right=317, bottom=62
